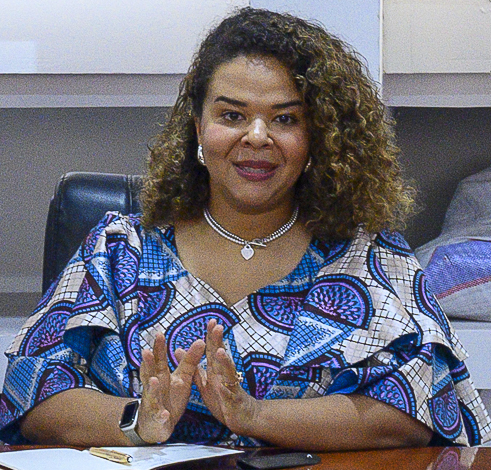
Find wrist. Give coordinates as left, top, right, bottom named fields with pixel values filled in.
left=229, top=396, right=263, bottom=438
left=119, top=399, right=151, bottom=445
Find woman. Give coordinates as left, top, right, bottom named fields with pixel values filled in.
left=1, top=8, right=489, bottom=450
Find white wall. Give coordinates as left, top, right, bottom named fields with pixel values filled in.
left=0, top=0, right=248, bottom=74
left=1, top=0, right=248, bottom=299
left=1, top=107, right=161, bottom=296
left=384, top=0, right=491, bottom=74
left=382, top=0, right=491, bottom=107
left=0, top=317, right=25, bottom=384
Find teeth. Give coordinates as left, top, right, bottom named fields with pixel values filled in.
left=242, top=167, right=270, bottom=173
left=236, top=164, right=274, bottom=173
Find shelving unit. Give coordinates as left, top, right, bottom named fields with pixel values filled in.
left=0, top=74, right=184, bottom=108
left=382, top=0, right=491, bottom=391
left=0, top=0, right=247, bottom=108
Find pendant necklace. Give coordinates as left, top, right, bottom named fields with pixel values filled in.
left=203, top=206, right=299, bottom=260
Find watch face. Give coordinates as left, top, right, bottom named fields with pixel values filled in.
left=120, top=400, right=139, bottom=428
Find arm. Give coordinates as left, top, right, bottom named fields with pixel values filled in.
left=242, top=392, right=432, bottom=451
left=196, top=321, right=432, bottom=451
left=20, top=334, right=205, bottom=446
left=20, top=388, right=135, bottom=446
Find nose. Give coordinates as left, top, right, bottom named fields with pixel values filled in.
left=241, top=118, right=272, bottom=148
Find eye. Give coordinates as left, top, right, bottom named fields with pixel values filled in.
left=223, top=111, right=244, bottom=122
left=274, top=114, right=297, bottom=125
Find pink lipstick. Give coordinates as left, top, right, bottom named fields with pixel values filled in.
left=233, top=160, right=278, bottom=181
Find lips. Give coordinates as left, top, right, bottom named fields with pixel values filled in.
left=233, top=160, right=278, bottom=181
left=234, top=159, right=277, bottom=171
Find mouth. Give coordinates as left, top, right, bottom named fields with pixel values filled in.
left=233, top=160, right=278, bottom=175
left=233, top=160, right=278, bottom=182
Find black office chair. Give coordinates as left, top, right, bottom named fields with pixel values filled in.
left=42, top=172, right=142, bottom=293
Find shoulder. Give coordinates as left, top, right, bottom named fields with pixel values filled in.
left=312, top=226, right=415, bottom=270
left=83, top=211, right=141, bottom=239
left=370, top=229, right=414, bottom=257
left=344, top=226, right=414, bottom=256
left=82, top=212, right=173, bottom=258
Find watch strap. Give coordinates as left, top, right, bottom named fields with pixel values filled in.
left=120, top=399, right=149, bottom=446
left=124, top=425, right=148, bottom=446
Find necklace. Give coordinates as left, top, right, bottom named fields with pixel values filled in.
left=203, top=206, right=299, bottom=260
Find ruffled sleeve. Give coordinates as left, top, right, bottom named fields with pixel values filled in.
left=0, top=212, right=143, bottom=444
left=274, top=228, right=491, bottom=446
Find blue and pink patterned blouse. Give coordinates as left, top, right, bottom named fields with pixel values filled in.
left=1, top=212, right=490, bottom=445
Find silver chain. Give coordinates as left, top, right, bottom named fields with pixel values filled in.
left=203, top=206, right=299, bottom=260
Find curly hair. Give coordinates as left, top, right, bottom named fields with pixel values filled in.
left=140, top=7, right=415, bottom=240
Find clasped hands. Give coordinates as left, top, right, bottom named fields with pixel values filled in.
left=136, top=319, right=258, bottom=444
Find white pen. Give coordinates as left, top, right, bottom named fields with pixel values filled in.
left=89, top=447, right=134, bottom=465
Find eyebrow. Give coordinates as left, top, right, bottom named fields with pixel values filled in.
left=214, top=96, right=304, bottom=109
left=272, top=100, right=304, bottom=110
left=214, top=96, right=247, bottom=107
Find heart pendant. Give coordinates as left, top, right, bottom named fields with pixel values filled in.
left=241, top=244, right=254, bottom=260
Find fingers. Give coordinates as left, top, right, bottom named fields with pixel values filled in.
left=153, top=332, right=168, bottom=373
left=175, top=341, right=206, bottom=401
left=174, top=339, right=206, bottom=380
left=140, top=359, right=168, bottom=429
left=141, top=322, right=239, bottom=399
left=190, top=320, right=226, bottom=394
left=216, top=347, right=243, bottom=394
left=137, top=374, right=172, bottom=443
left=142, top=376, right=168, bottom=419
left=207, top=319, right=225, bottom=347
left=137, top=333, right=208, bottom=443
left=141, top=333, right=170, bottom=379
left=216, top=347, right=236, bottom=372
left=140, top=333, right=173, bottom=413
left=204, top=321, right=243, bottom=394
left=205, top=320, right=225, bottom=374
left=140, top=347, right=162, bottom=392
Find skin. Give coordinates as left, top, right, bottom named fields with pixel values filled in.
left=173, top=54, right=314, bottom=308
left=21, top=53, right=313, bottom=446
left=21, top=54, right=433, bottom=449
left=195, top=54, right=310, bottom=237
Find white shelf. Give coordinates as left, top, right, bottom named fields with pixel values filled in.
left=383, top=73, right=491, bottom=108
left=0, top=74, right=184, bottom=108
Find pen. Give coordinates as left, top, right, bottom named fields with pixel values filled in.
left=89, top=447, right=134, bottom=465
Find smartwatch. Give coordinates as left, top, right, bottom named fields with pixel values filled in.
left=119, top=399, right=149, bottom=445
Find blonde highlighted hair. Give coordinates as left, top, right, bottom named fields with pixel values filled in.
left=140, top=7, right=415, bottom=240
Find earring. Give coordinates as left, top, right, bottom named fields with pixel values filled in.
left=197, top=145, right=205, bottom=166
left=303, top=156, right=312, bottom=173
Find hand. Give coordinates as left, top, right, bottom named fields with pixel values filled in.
left=194, top=320, right=259, bottom=437
left=136, top=332, right=205, bottom=443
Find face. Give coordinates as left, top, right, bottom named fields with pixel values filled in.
left=195, top=55, right=310, bottom=214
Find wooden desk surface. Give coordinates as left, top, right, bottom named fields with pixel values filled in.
left=1, top=445, right=490, bottom=469
left=192, top=447, right=491, bottom=470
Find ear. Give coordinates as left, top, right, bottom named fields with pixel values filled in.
left=194, top=117, right=202, bottom=145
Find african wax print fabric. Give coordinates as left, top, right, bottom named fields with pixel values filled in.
left=0, top=212, right=490, bottom=446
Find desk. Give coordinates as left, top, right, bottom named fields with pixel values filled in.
left=1, top=446, right=490, bottom=470
left=191, top=447, right=490, bottom=470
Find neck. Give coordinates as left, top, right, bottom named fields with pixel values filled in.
left=206, top=200, right=298, bottom=241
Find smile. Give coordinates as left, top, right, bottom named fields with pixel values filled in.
left=233, top=161, right=278, bottom=181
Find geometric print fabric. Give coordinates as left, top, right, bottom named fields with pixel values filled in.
left=0, top=212, right=490, bottom=447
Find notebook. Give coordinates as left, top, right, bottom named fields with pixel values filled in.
left=0, top=444, right=243, bottom=470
